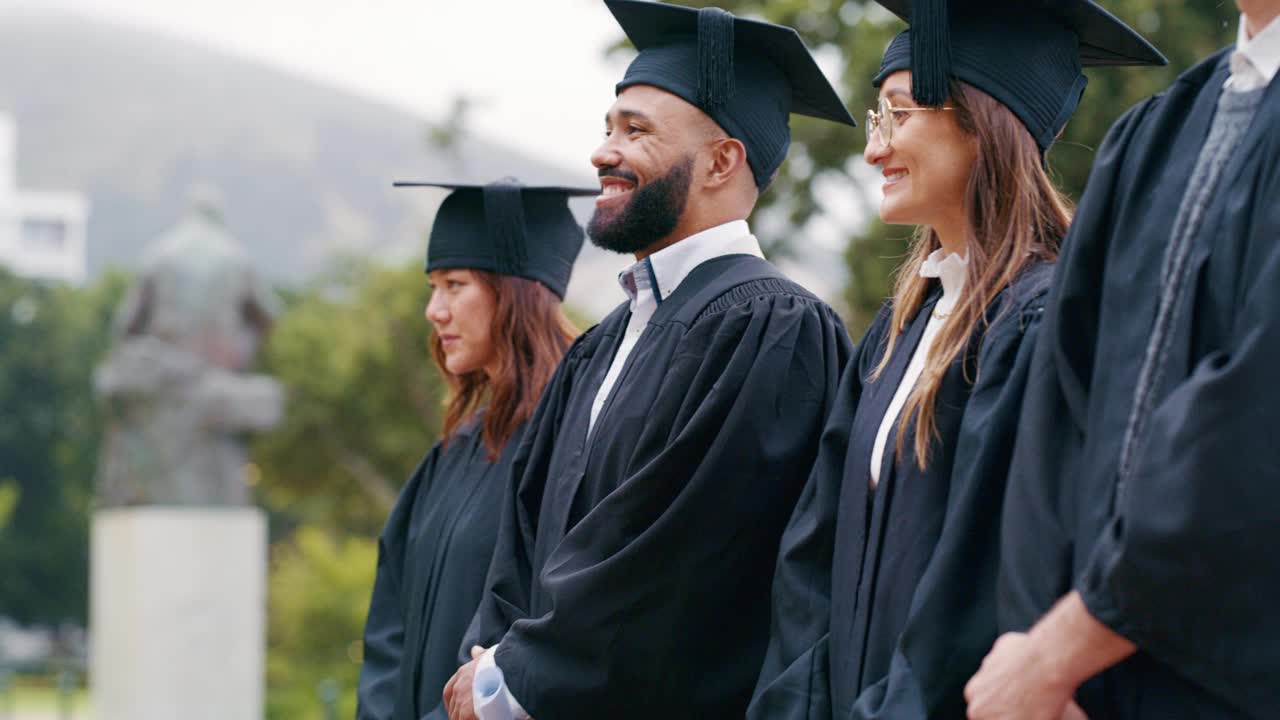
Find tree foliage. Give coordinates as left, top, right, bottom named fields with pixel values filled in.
left=265, top=526, right=377, bottom=720
left=0, top=269, right=125, bottom=625
left=252, top=259, right=445, bottom=538
left=0, top=479, right=19, bottom=532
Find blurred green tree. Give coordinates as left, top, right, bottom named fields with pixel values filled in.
left=0, top=269, right=126, bottom=625
left=0, top=479, right=18, bottom=531
left=619, top=1, right=1237, bottom=335
left=265, top=526, right=377, bottom=720
left=252, top=259, right=444, bottom=538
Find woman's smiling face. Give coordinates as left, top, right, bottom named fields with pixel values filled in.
left=864, top=70, right=978, bottom=237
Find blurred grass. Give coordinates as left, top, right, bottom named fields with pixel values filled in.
left=9, top=675, right=90, bottom=713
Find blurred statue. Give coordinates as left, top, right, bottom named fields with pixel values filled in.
left=94, top=187, right=284, bottom=506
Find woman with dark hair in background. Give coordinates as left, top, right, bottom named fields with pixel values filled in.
left=749, top=2, right=1163, bottom=718
left=355, top=179, right=593, bottom=720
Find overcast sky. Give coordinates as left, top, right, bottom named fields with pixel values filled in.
left=3, top=0, right=633, bottom=175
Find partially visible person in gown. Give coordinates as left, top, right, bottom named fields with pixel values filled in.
left=966, top=1, right=1280, bottom=718
left=749, top=1, right=1163, bottom=717
left=355, top=179, right=594, bottom=720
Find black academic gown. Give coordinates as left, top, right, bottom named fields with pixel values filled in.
left=1001, top=50, right=1280, bottom=719
left=356, top=419, right=525, bottom=720
left=465, top=253, right=852, bottom=720
left=749, top=263, right=1053, bottom=720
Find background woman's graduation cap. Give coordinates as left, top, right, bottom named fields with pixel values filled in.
left=873, top=0, right=1166, bottom=154
left=606, top=0, right=858, bottom=189
left=393, top=179, right=598, bottom=299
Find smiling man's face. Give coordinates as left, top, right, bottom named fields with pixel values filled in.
left=586, top=85, right=711, bottom=255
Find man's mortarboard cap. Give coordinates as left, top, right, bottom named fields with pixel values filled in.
left=872, top=0, right=1166, bottom=154
left=606, top=0, right=858, bottom=189
left=393, top=179, right=598, bottom=299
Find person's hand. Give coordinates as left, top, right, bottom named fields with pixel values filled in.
left=443, top=646, right=487, bottom=720
left=964, top=632, right=1076, bottom=720
left=969, top=592, right=1135, bottom=720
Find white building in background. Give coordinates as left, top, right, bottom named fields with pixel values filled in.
left=0, top=113, right=89, bottom=285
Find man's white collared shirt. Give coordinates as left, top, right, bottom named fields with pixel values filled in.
left=588, top=219, right=764, bottom=434
left=474, top=220, right=764, bottom=718
left=1228, top=13, right=1280, bottom=92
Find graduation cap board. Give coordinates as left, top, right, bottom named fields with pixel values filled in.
left=872, top=0, right=1166, bottom=154
left=393, top=179, right=598, bottom=299
left=606, top=0, right=858, bottom=189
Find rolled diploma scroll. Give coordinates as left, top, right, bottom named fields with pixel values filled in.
left=474, top=663, right=514, bottom=720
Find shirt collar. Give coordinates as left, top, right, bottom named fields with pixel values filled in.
left=615, top=220, right=762, bottom=305
left=919, top=248, right=968, bottom=308
left=617, top=255, right=658, bottom=307
left=1233, top=13, right=1280, bottom=88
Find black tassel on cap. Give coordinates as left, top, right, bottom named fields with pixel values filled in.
left=482, top=179, right=528, bottom=276
left=696, top=7, right=736, bottom=111
left=910, top=0, right=953, bottom=106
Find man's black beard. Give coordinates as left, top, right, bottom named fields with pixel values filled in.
left=587, top=155, right=693, bottom=255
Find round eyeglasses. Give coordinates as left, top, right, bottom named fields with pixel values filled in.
left=865, top=97, right=955, bottom=148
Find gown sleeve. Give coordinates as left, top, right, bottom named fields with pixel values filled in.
left=853, top=281, right=1050, bottom=719
left=493, top=294, right=852, bottom=720
left=464, top=333, right=595, bottom=652
left=1076, top=143, right=1280, bottom=713
left=745, top=309, right=888, bottom=720
left=997, top=98, right=1159, bottom=634
left=356, top=452, right=436, bottom=720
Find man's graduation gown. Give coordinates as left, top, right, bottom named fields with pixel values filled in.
left=357, top=420, right=524, bottom=720
left=749, top=264, right=1053, bottom=719
left=1001, top=50, right=1280, bottom=719
left=467, top=254, right=852, bottom=719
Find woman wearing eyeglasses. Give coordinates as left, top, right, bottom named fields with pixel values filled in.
left=749, top=2, right=1163, bottom=718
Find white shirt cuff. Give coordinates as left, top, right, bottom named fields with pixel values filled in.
left=473, top=644, right=529, bottom=720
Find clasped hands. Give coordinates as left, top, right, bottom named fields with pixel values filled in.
left=442, top=646, right=486, bottom=720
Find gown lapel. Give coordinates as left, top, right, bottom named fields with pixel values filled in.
left=836, top=292, right=938, bottom=693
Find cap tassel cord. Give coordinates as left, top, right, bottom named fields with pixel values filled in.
left=483, top=180, right=528, bottom=276
left=697, top=7, right=736, bottom=111
left=910, top=0, right=952, bottom=106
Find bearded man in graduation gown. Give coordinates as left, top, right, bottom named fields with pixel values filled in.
left=439, top=3, right=857, bottom=719
left=965, top=1, right=1280, bottom=719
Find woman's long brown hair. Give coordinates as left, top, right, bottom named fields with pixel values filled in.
left=873, top=80, right=1070, bottom=469
left=432, top=271, right=577, bottom=461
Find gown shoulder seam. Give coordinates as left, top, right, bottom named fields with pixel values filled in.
left=693, top=276, right=823, bottom=324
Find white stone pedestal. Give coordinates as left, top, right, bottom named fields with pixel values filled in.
left=91, top=507, right=266, bottom=720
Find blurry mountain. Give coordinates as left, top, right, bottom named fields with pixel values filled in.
left=0, top=8, right=616, bottom=295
